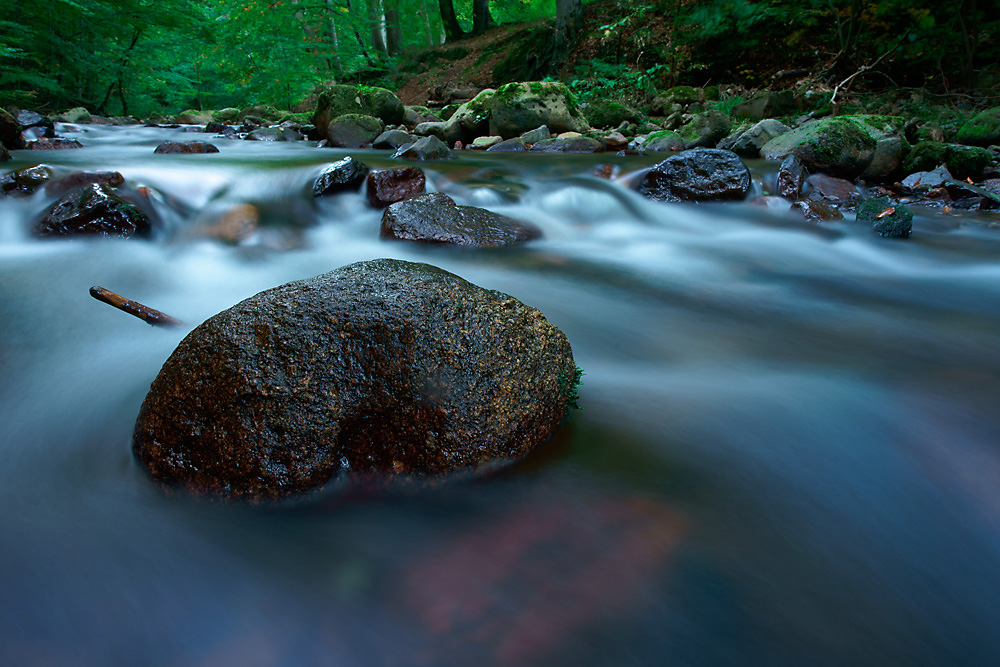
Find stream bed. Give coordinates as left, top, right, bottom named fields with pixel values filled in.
left=2, top=124, right=1000, bottom=666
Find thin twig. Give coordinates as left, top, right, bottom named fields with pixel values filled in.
left=89, top=286, right=184, bottom=327
left=830, top=41, right=900, bottom=112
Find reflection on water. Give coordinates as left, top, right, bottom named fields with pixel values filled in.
left=2, top=125, right=1000, bottom=666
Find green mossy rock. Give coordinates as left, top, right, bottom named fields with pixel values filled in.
left=957, top=107, right=1000, bottom=146
left=760, top=117, right=877, bottom=178
left=132, top=259, right=576, bottom=502
left=175, top=109, right=214, bottom=125
left=639, top=130, right=684, bottom=153
left=582, top=101, right=644, bottom=129
left=327, top=114, right=385, bottom=148
left=856, top=196, right=912, bottom=238
left=489, top=81, right=590, bottom=140
left=902, top=141, right=992, bottom=179
left=312, top=85, right=405, bottom=140
left=677, top=110, right=731, bottom=149
left=212, top=108, right=240, bottom=123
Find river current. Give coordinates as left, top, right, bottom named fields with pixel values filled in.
left=2, top=124, right=1000, bottom=666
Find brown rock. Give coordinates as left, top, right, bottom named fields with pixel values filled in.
left=132, top=259, right=577, bottom=502
left=777, top=155, right=805, bottom=199
left=28, top=138, right=83, bottom=150
left=34, top=184, right=151, bottom=238
left=45, top=171, right=125, bottom=197
left=381, top=192, right=542, bottom=247
left=366, top=167, right=426, bottom=208
left=153, top=141, right=220, bottom=154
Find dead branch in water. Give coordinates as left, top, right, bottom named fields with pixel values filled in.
left=89, top=286, right=184, bottom=327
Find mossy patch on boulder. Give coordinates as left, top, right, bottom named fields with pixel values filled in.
left=957, top=107, right=1000, bottom=146
left=760, top=117, right=877, bottom=178
left=582, top=101, right=644, bottom=129
left=312, top=85, right=404, bottom=140
left=902, top=141, right=992, bottom=180
left=489, top=81, right=590, bottom=139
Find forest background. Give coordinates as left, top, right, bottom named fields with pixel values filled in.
left=1, top=0, right=997, bottom=119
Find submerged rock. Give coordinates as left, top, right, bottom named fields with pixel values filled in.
left=153, top=141, right=220, bottom=154
left=366, top=167, right=426, bottom=208
left=381, top=192, right=542, bottom=247
left=638, top=148, right=751, bottom=203
left=28, top=137, right=83, bottom=150
left=132, top=259, right=577, bottom=502
left=34, top=184, right=151, bottom=238
left=312, top=157, right=371, bottom=197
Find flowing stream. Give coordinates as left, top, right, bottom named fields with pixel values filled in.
left=2, top=124, right=1000, bottom=666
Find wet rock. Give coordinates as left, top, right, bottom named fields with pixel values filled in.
left=489, top=81, right=590, bottom=139
left=638, top=148, right=751, bottom=203
left=777, top=155, right=806, bottom=199
left=327, top=114, right=384, bottom=148
left=154, top=141, right=220, bottom=154
left=856, top=196, right=912, bottom=238
left=380, top=192, right=542, bottom=247
left=804, top=173, right=861, bottom=207
left=592, top=131, right=628, bottom=152
left=470, top=136, right=503, bottom=150
left=528, top=136, right=603, bottom=153
left=44, top=170, right=125, bottom=197
left=373, top=129, right=417, bottom=150
left=52, top=107, right=91, bottom=124
left=204, top=121, right=227, bottom=134
left=957, top=106, right=1000, bottom=146
left=760, top=117, right=877, bottom=178
left=196, top=203, right=259, bottom=244
left=312, top=84, right=404, bottom=140
left=312, top=157, right=371, bottom=197
left=677, top=110, right=731, bottom=149
left=34, top=184, right=151, bottom=238
left=0, top=142, right=9, bottom=162
left=583, top=101, right=644, bottom=129
left=486, top=138, right=526, bottom=152
left=132, top=258, right=577, bottom=502
left=366, top=167, right=426, bottom=208
left=404, top=105, right=441, bottom=127
left=28, top=137, right=83, bottom=150
left=17, top=110, right=55, bottom=138
left=902, top=141, right=992, bottom=180
left=638, top=130, right=684, bottom=153
left=392, top=135, right=455, bottom=160
left=247, top=126, right=302, bottom=141
left=0, top=108, right=25, bottom=149
left=859, top=130, right=909, bottom=182
left=790, top=198, right=843, bottom=222
left=901, top=165, right=952, bottom=193
left=6, top=165, right=54, bottom=195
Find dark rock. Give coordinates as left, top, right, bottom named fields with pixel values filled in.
left=366, top=167, right=426, bottom=208
left=380, top=192, right=542, bottom=247
left=760, top=117, right=877, bottom=178
left=132, top=258, right=576, bottom=502
left=312, top=85, right=404, bottom=140
left=17, top=110, right=55, bottom=138
left=902, top=141, right=992, bottom=180
left=327, top=114, right=384, bottom=148
left=732, top=90, right=796, bottom=120
left=583, top=101, right=644, bottom=129
left=790, top=199, right=844, bottom=222
left=373, top=129, right=417, bottom=149
left=777, top=155, right=806, bottom=199
left=0, top=108, right=25, bottom=149
left=901, top=166, right=952, bottom=193
left=528, top=136, right=603, bottom=153
left=856, top=196, right=912, bottom=238
left=204, top=121, right=227, bottom=134
left=313, top=157, right=371, bottom=197
left=729, top=119, right=791, bottom=158
left=44, top=171, right=125, bottom=197
left=0, top=142, right=9, bottom=162
left=182, top=126, right=204, bottom=133
left=34, top=184, right=151, bottom=238
left=804, top=173, right=861, bottom=207
left=486, top=138, right=527, bottom=152
left=247, top=126, right=302, bottom=141
left=392, top=135, right=455, bottom=160
left=154, top=141, right=220, bottom=154
left=6, top=165, right=54, bottom=194
left=404, top=105, right=442, bottom=127
left=28, top=138, right=83, bottom=150
left=637, top=148, right=751, bottom=203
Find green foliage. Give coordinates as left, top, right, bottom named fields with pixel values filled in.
left=713, top=94, right=744, bottom=115
left=558, top=364, right=584, bottom=410
left=568, top=59, right=666, bottom=103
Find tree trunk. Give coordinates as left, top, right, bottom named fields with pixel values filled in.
left=422, top=0, right=436, bottom=46
left=385, top=0, right=402, bottom=55
left=325, top=0, right=344, bottom=73
left=368, top=0, right=388, bottom=56
left=438, top=0, right=465, bottom=42
left=551, top=0, right=583, bottom=71
left=345, top=0, right=376, bottom=67
left=472, top=0, right=492, bottom=35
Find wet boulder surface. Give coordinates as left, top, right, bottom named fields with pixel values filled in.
left=312, top=157, right=371, bottom=197
left=638, top=148, right=751, bottom=203
left=153, top=140, right=220, bottom=154
left=381, top=192, right=542, bottom=247
left=133, top=259, right=577, bottom=502
left=366, top=167, right=426, bottom=208
left=34, top=183, right=151, bottom=238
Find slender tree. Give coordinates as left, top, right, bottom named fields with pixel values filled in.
left=438, top=0, right=465, bottom=41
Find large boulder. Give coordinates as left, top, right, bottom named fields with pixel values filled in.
left=34, top=184, right=151, bottom=238
left=132, top=259, right=577, bottom=502
left=677, top=110, right=731, bottom=148
left=760, top=117, right=877, bottom=178
left=326, top=113, right=384, bottom=148
left=52, top=107, right=91, bottom=124
left=902, top=141, right=992, bottom=180
left=637, top=130, right=685, bottom=153
left=414, top=89, right=495, bottom=145
left=528, top=136, right=603, bottom=153
left=381, top=192, right=542, bottom=247
left=488, top=82, right=590, bottom=139
left=154, top=141, right=220, bottom=154
left=175, top=109, right=214, bottom=125
left=957, top=107, right=1000, bottom=146
left=583, top=101, right=643, bottom=129
left=638, top=148, right=751, bottom=203
left=17, top=110, right=55, bottom=138
left=312, top=85, right=404, bottom=140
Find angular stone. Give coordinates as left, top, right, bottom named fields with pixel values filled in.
left=34, top=184, right=150, bottom=238
left=392, top=135, right=455, bottom=160
left=44, top=171, right=125, bottom=197
left=373, top=129, right=417, bottom=149
left=28, top=138, right=83, bottom=150
left=312, top=157, right=371, bottom=197
left=381, top=192, right=542, bottom=247
left=777, top=155, right=806, bottom=199
left=638, top=148, right=750, bottom=202
left=132, top=259, right=577, bottom=502
left=366, top=167, right=426, bottom=208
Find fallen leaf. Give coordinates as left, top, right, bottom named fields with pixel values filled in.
left=942, top=205, right=952, bottom=213
left=877, top=207, right=895, bottom=218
